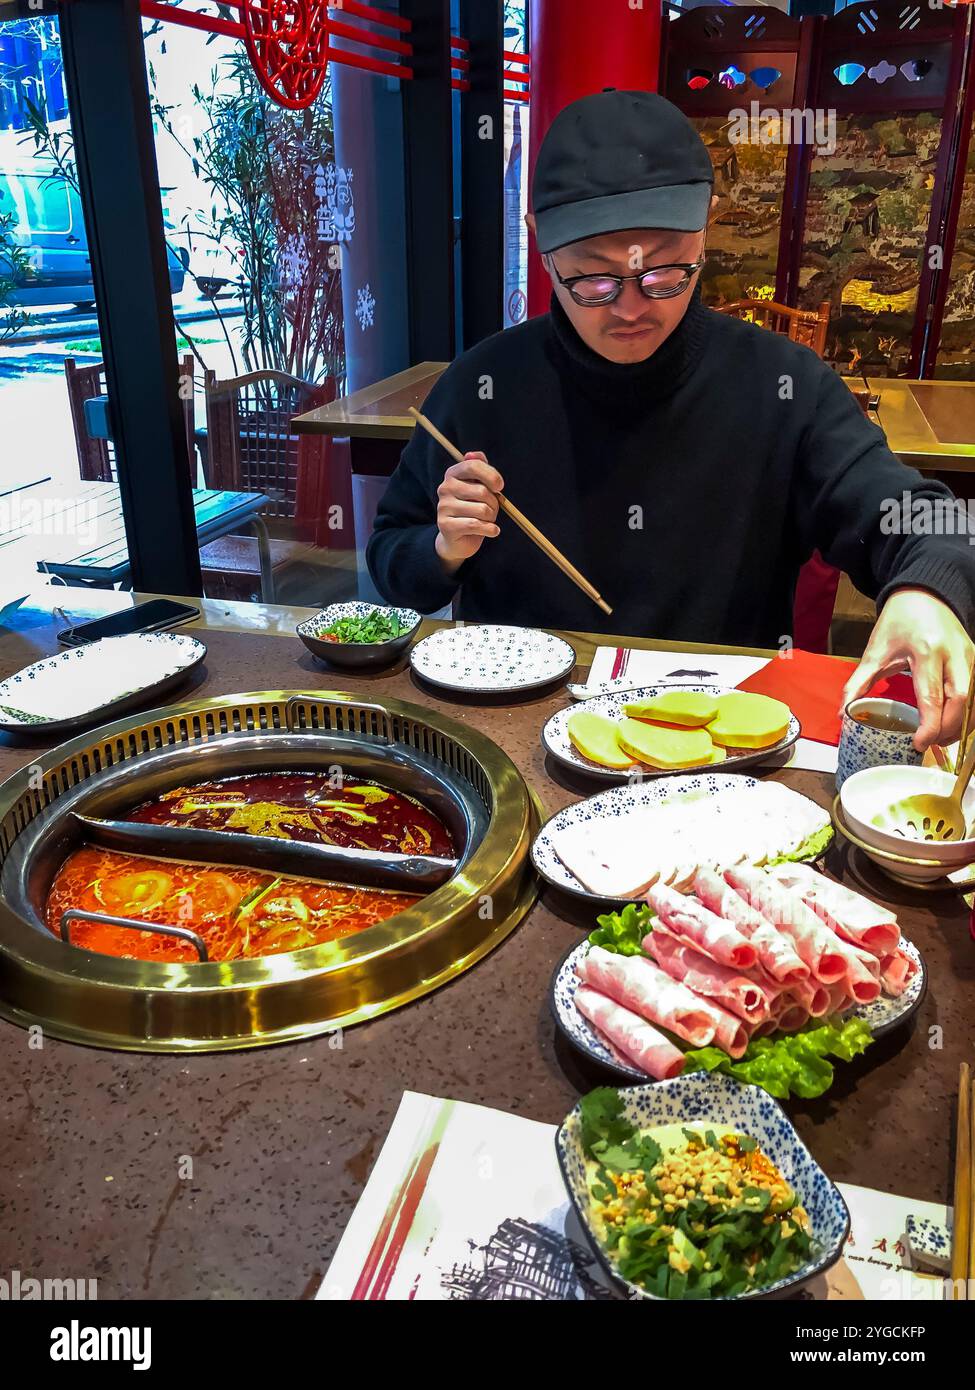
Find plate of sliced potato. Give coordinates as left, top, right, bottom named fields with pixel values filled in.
left=540, top=684, right=801, bottom=782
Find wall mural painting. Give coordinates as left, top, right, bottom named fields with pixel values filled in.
left=797, top=112, right=941, bottom=377
left=935, top=108, right=975, bottom=381
left=696, top=116, right=788, bottom=308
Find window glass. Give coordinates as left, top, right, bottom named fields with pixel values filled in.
left=1, top=13, right=109, bottom=608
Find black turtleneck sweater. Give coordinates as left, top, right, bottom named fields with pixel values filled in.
left=366, top=294, right=975, bottom=647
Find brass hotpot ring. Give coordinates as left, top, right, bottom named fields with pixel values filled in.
left=0, top=690, right=538, bottom=1052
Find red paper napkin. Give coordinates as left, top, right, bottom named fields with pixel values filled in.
left=734, top=648, right=916, bottom=747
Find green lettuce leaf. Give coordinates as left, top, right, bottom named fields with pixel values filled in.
left=767, top=822, right=834, bottom=865
left=588, top=902, right=653, bottom=955
left=682, top=1015, right=874, bottom=1100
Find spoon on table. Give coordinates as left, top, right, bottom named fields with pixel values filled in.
left=566, top=672, right=723, bottom=701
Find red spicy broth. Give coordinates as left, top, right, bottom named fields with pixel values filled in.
left=46, top=846, right=421, bottom=963
left=126, top=771, right=454, bottom=857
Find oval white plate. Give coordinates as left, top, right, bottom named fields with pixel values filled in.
left=410, top=624, right=576, bottom=695
left=0, top=632, right=207, bottom=734
left=542, top=684, right=801, bottom=782
left=551, top=934, right=926, bottom=1084
left=532, top=773, right=832, bottom=903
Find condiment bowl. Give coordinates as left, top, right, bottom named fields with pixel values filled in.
left=297, top=602, right=421, bottom=670
left=839, top=764, right=975, bottom=882
left=556, top=1072, right=850, bottom=1301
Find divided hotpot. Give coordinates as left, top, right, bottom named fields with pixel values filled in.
left=0, top=691, right=538, bottom=1051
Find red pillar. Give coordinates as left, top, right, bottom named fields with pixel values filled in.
left=527, top=0, right=662, bottom=317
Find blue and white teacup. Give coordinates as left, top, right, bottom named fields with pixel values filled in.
left=836, top=697, right=921, bottom=791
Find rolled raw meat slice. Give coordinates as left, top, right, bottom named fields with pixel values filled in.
left=576, top=947, right=718, bottom=1047
left=692, top=867, right=809, bottom=985
left=843, top=950, right=882, bottom=1004
left=774, top=1001, right=810, bottom=1033
left=643, top=927, right=772, bottom=1025
left=768, top=863, right=900, bottom=957
left=573, top=986, right=687, bottom=1080
left=849, top=944, right=882, bottom=980
left=785, top=976, right=832, bottom=1018
left=825, top=981, right=853, bottom=1016
left=781, top=912, right=882, bottom=1004
left=710, top=1009, right=750, bottom=1059
left=879, top=949, right=918, bottom=998
left=723, top=866, right=847, bottom=985
left=576, top=947, right=750, bottom=1056
left=645, top=883, right=758, bottom=971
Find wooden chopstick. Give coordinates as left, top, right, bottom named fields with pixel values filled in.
left=408, top=406, right=613, bottom=617
left=950, top=1061, right=972, bottom=1298
left=931, top=743, right=952, bottom=773
left=955, top=662, right=975, bottom=774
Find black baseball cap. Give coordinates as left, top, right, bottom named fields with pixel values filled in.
left=532, top=90, right=714, bottom=254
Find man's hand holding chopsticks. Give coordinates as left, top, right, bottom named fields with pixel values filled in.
left=435, top=452, right=504, bottom=574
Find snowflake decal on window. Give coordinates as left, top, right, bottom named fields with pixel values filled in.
left=356, top=283, right=376, bottom=331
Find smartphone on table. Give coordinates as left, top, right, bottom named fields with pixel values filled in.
left=57, top=600, right=201, bottom=647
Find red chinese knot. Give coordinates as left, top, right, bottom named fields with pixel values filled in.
left=241, top=0, right=330, bottom=110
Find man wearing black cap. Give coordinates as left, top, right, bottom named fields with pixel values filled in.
left=367, top=91, right=974, bottom=748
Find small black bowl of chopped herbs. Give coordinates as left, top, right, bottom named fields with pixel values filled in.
left=297, top=603, right=422, bottom=670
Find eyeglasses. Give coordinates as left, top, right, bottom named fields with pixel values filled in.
left=548, top=254, right=705, bottom=306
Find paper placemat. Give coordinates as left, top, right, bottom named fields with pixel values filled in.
left=319, top=1091, right=949, bottom=1301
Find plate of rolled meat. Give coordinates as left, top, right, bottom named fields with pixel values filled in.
left=550, top=862, right=925, bottom=1085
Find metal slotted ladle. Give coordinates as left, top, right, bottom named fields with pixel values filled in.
left=878, top=697, right=975, bottom=844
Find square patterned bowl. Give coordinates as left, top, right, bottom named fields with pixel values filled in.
left=296, top=603, right=421, bottom=670
left=556, top=1072, right=850, bottom=1301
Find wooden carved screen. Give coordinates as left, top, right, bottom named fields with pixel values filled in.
left=933, top=94, right=975, bottom=379
left=798, top=0, right=958, bottom=376
left=662, top=6, right=802, bottom=308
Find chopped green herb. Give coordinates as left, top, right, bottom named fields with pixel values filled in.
left=578, top=1091, right=816, bottom=1300
left=319, top=609, right=408, bottom=645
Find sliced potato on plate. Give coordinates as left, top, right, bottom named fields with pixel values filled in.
left=566, top=711, right=634, bottom=770
left=708, top=692, right=791, bottom=750
left=623, top=690, right=719, bottom=727
left=617, top=717, right=715, bottom=770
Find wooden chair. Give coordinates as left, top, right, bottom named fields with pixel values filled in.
left=201, top=369, right=335, bottom=602
left=65, top=354, right=198, bottom=485
left=717, top=299, right=831, bottom=359
left=64, top=355, right=282, bottom=600
left=715, top=299, right=840, bottom=653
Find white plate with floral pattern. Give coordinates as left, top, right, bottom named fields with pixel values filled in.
left=0, top=632, right=207, bottom=735
left=410, top=624, right=576, bottom=694
left=550, top=933, right=926, bottom=1085
left=542, top=684, right=801, bottom=782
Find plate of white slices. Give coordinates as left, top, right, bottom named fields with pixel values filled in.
left=410, top=624, right=576, bottom=695
left=531, top=773, right=833, bottom=903
left=541, top=685, right=801, bottom=782
left=0, top=632, right=207, bottom=735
